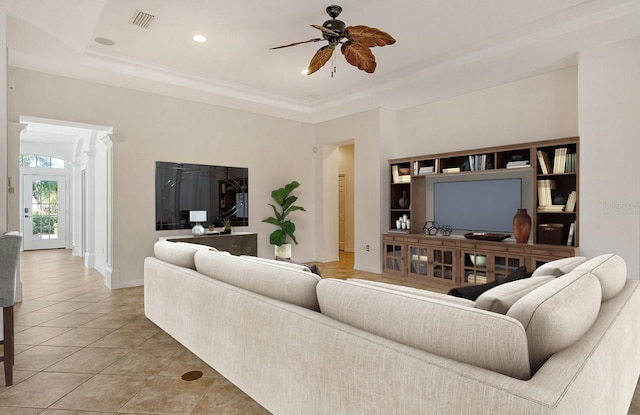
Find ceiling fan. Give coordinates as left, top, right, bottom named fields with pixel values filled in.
left=270, top=5, right=396, bottom=75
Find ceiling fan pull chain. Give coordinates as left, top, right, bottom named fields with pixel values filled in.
left=331, top=53, right=336, bottom=78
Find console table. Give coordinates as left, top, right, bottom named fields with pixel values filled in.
left=383, top=233, right=578, bottom=289
left=160, top=232, right=257, bottom=256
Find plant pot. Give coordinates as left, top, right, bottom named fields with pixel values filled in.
left=274, top=243, right=292, bottom=259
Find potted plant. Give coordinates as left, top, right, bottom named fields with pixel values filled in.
left=262, top=180, right=306, bottom=258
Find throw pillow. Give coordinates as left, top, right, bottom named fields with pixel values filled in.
left=530, top=256, right=587, bottom=278
left=448, top=281, right=500, bottom=301
left=475, top=275, right=555, bottom=314
left=497, top=265, right=529, bottom=284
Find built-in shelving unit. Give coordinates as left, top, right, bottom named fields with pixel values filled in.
left=384, top=137, right=579, bottom=287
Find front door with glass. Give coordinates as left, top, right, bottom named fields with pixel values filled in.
left=23, top=175, right=67, bottom=250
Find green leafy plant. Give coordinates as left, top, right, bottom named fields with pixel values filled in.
left=262, top=180, right=306, bottom=246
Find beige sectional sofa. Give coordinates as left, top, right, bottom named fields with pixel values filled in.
left=144, top=241, right=640, bottom=414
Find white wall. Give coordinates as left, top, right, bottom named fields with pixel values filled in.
left=578, top=36, right=640, bottom=278
left=316, top=109, right=386, bottom=272
left=396, top=67, right=579, bottom=157
left=8, top=67, right=316, bottom=288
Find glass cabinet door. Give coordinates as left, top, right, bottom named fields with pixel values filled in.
left=432, top=248, right=455, bottom=282
left=493, top=255, right=525, bottom=281
left=383, top=241, right=405, bottom=275
left=408, top=245, right=428, bottom=277
left=462, top=251, right=488, bottom=285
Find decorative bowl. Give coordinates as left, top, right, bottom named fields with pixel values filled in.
left=398, top=167, right=411, bottom=175
left=469, top=254, right=487, bottom=267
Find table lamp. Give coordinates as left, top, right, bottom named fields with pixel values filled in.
left=189, top=210, right=207, bottom=235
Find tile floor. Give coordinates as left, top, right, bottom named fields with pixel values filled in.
left=0, top=249, right=272, bottom=414
left=1, top=249, right=638, bottom=414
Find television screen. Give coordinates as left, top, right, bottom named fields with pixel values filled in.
left=155, top=161, right=248, bottom=230
left=434, top=178, right=521, bottom=233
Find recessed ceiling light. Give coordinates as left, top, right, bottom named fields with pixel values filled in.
left=94, top=37, right=115, bottom=46
left=193, top=34, right=207, bottom=43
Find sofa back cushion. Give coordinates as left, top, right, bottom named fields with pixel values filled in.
left=239, top=255, right=312, bottom=273
left=573, top=254, right=627, bottom=301
left=154, top=240, right=201, bottom=270
left=195, top=250, right=321, bottom=311
left=475, top=276, right=555, bottom=314
left=317, top=279, right=531, bottom=379
left=347, top=279, right=476, bottom=308
left=507, top=270, right=601, bottom=373
left=530, top=256, right=587, bottom=277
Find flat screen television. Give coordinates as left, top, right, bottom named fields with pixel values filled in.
left=155, top=161, right=248, bottom=231
left=434, top=178, right=521, bottom=233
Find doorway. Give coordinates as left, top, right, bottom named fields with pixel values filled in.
left=338, top=144, right=355, bottom=253
left=22, top=174, right=67, bottom=250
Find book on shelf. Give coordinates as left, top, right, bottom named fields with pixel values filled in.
left=537, top=179, right=556, bottom=207
left=396, top=175, right=411, bottom=183
left=392, top=165, right=400, bottom=183
left=418, top=165, right=435, bottom=174
left=538, top=205, right=565, bottom=212
left=536, top=150, right=553, bottom=174
left=443, top=167, right=461, bottom=174
left=566, top=221, right=576, bottom=246
left=553, top=147, right=568, bottom=173
left=565, top=153, right=577, bottom=173
left=506, top=160, right=530, bottom=169
left=565, top=190, right=577, bottom=212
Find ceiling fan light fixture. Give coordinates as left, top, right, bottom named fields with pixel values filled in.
left=270, top=5, right=395, bottom=75
left=301, top=68, right=309, bottom=75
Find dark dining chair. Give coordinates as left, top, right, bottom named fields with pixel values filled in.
left=0, top=231, right=22, bottom=386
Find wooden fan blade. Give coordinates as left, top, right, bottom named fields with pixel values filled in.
left=307, top=43, right=336, bottom=75
left=311, top=24, right=341, bottom=37
left=341, top=42, right=376, bottom=73
left=270, top=38, right=323, bottom=50
left=345, top=25, right=396, bottom=47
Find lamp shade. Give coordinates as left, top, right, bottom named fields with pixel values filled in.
left=189, top=210, right=207, bottom=222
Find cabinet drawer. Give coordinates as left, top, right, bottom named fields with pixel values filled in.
left=460, top=242, right=527, bottom=254
left=383, top=235, right=408, bottom=242
left=529, top=248, right=571, bottom=258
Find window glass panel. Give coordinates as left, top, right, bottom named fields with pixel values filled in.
left=21, top=154, right=37, bottom=167
left=51, top=157, right=65, bottom=169
left=20, top=154, right=65, bottom=169
left=36, top=155, right=51, bottom=168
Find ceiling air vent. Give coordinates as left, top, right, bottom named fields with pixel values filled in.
left=129, top=10, right=155, bottom=28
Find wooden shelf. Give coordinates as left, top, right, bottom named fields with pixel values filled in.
left=385, top=137, right=579, bottom=281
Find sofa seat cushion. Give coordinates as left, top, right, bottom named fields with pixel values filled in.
left=347, top=279, right=475, bottom=307
left=317, top=278, right=531, bottom=379
left=195, top=250, right=321, bottom=311
left=475, top=276, right=555, bottom=314
left=153, top=240, right=203, bottom=270
left=572, top=254, right=627, bottom=301
left=507, top=270, right=601, bottom=373
left=530, top=256, right=587, bottom=277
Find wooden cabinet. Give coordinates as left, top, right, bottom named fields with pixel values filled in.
left=382, top=233, right=578, bottom=289
left=382, top=235, right=407, bottom=277
left=459, top=241, right=526, bottom=285
left=533, top=138, right=578, bottom=246
left=388, top=137, right=579, bottom=246
left=406, top=238, right=457, bottom=285
left=160, top=232, right=258, bottom=256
